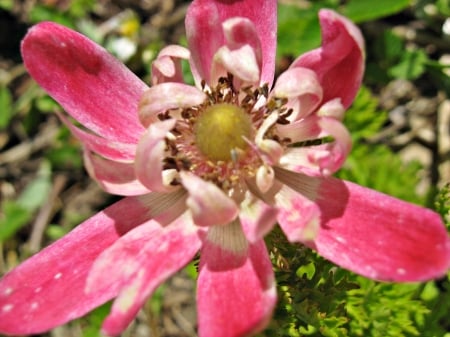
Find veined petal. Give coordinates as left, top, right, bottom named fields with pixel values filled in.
left=85, top=213, right=202, bottom=336
left=138, top=83, right=206, bottom=127
left=197, top=239, right=276, bottom=337
left=0, top=197, right=152, bottom=335
left=291, top=9, right=364, bottom=108
left=83, top=151, right=151, bottom=196
left=152, top=45, right=191, bottom=85
left=135, top=119, right=178, bottom=193
left=312, top=178, right=450, bottom=282
left=180, top=172, right=239, bottom=227
left=186, top=0, right=277, bottom=86
left=21, top=22, right=147, bottom=144
left=272, top=67, right=323, bottom=121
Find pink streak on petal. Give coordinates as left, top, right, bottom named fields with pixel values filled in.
left=0, top=197, right=152, bottom=335
left=186, top=0, right=277, bottom=86
left=21, top=22, right=147, bottom=143
left=85, top=214, right=202, bottom=336
left=83, top=151, right=151, bottom=196
left=197, top=240, right=276, bottom=337
left=180, top=172, right=239, bottom=227
left=58, top=112, right=137, bottom=162
left=152, top=45, right=191, bottom=85
left=135, top=119, right=177, bottom=192
left=138, top=83, right=206, bottom=127
left=291, top=9, right=364, bottom=108
left=312, top=178, right=450, bottom=282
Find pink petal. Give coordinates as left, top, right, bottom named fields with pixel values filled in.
left=0, top=197, right=152, bottom=335
left=272, top=67, right=323, bottom=121
left=83, top=151, right=150, bottom=196
left=197, top=239, right=276, bottom=337
left=152, top=45, right=191, bottom=85
left=58, top=112, right=137, bottom=162
left=291, top=9, right=365, bottom=108
left=186, top=0, right=277, bottom=86
left=138, top=83, right=206, bottom=127
left=85, top=213, right=202, bottom=336
left=135, top=119, right=178, bottom=192
left=274, top=182, right=321, bottom=242
left=311, top=178, right=450, bottom=282
left=21, top=22, right=147, bottom=144
left=180, top=172, right=239, bottom=227
left=239, top=193, right=278, bottom=242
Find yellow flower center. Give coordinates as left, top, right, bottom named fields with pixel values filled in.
left=194, top=103, right=252, bottom=161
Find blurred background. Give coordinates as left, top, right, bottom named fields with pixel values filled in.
left=0, top=0, right=449, bottom=336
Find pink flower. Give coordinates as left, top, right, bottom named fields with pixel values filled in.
left=1, top=0, right=449, bottom=336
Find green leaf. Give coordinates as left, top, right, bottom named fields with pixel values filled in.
left=0, top=201, right=33, bottom=241
left=0, top=86, right=13, bottom=129
left=17, top=161, right=52, bottom=212
left=388, top=49, right=428, bottom=80
left=342, top=0, right=412, bottom=23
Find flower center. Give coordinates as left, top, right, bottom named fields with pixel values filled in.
left=194, top=103, right=252, bottom=161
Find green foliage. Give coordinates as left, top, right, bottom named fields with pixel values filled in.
left=341, top=0, right=411, bottom=23
left=0, top=161, right=52, bottom=242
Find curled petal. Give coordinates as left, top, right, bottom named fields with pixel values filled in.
left=85, top=213, right=202, bottom=336
left=291, top=9, right=364, bottom=108
left=139, top=83, right=206, bottom=127
left=180, top=172, right=239, bottom=227
left=21, top=22, right=147, bottom=144
left=317, top=98, right=345, bottom=120
left=0, top=197, right=152, bottom=335
left=280, top=117, right=351, bottom=176
left=312, top=178, right=450, bottom=282
left=135, top=119, right=178, bottom=193
left=272, top=67, right=323, bottom=121
left=152, top=45, right=191, bottom=85
left=211, top=17, right=262, bottom=85
left=83, top=151, right=150, bottom=196
left=186, top=0, right=277, bottom=86
left=197, top=239, right=276, bottom=337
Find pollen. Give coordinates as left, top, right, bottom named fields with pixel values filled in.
left=194, top=103, right=252, bottom=161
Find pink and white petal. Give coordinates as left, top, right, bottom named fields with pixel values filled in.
left=240, top=192, right=278, bottom=243
left=152, top=45, right=191, bottom=85
left=186, top=0, right=277, bottom=86
left=291, top=10, right=364, bottom=108
left=84, top=151, right=150, bottom=196
left=0, top=197, right=152, bottom=336
left=58, top=112, right=136, bottom=162
left=274, top=183, right=321, bottom=242
left=197, top=239, right=276, bottom=337
left=272, top=67, right=323, bottom=121
left=180, top=171, right=239, bottom=227
left=276, top=115, right=322, bottom=144
left=212, top=44, right=260, bottom=86
left=21, top=22, right=147, bottom=144
left=210, top=17, right=262, bottom=86
left=85, top=213, right=202, bottom=336
left=311, top=178, right=450, bottom=282
left=135, top=119, right=178, bottom=193
left=317, top=98, right=345, bottom=120
left=138, top=83, right=206, bottom=127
